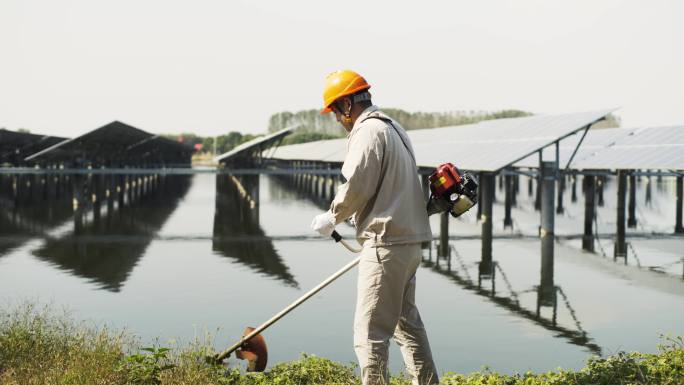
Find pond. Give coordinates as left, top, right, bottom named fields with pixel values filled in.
left=0, top=172, right=683, bottom=375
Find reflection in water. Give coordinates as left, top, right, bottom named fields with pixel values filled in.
left=31, top=174, right=191, bottom=292
left=0, top=174, right=75, bottom=257
left=213, top=174, right=298, bottom=288
left=422, top=243, right=601, bottom=355
left=268, top=172, right=340, bottom=212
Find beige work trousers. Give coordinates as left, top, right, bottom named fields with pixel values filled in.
left=354, top=243, right=439, bottom=385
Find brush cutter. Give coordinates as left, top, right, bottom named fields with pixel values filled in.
left=212, top=230, right=362, bottom=371
left=427, top=163, right=478, bottom=217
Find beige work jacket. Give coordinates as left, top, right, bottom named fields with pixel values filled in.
left=330, top=106, right=432, bottom=247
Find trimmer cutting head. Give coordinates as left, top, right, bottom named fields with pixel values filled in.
left=235, top=327, right=268, bottom=372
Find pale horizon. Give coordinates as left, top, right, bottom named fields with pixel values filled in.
left=1, top=0, right=681, bottom=137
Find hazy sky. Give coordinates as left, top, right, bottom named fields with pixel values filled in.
left=1, top=0, right=682, bottom=137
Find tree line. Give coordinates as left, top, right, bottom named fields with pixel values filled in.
left=162, top=132, right=259, bottom=155
left=163, top=109, right=621, bottom=153
left=268, top=108, right=536, bottom=145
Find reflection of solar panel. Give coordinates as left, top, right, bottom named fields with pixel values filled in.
left=267, top=109, right=615, bottom=172
left=571, top=126, right=684, bottom=171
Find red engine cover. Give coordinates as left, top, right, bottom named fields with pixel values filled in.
left=429, top=163, right=462, bottom=197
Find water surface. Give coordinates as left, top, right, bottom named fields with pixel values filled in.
left=1, top=172, right=683, bottom=374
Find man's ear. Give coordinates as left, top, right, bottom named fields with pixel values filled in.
left=344, top=97, right=353, bottom=115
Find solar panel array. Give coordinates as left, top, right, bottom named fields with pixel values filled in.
left=514, top=127, right=640, bottom=169
left=24, top=121, right=193, bottom=166
left=0, top=129, right=67, bottom=166
left=572, top=126, right=684, bottom=170
left=214, top=126, right=296, bottom=164
left=264, top=137, right=347, bottom=164
left=267, top=109, right=615, bottom=172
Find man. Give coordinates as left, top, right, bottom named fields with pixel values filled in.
left=311, top=69, right=439, bottom=385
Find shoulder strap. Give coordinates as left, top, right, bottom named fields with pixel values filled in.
left=360, top=114, right=416, bottom=163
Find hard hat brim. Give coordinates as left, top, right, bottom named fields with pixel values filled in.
left=320, top=83, right=370, bottom=115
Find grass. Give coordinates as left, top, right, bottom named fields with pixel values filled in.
left=1, top=303, right=683, bottom=384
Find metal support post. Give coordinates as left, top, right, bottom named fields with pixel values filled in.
left=535, top=173, right=542, bottom=211
left=556, top=171, right=565, bottom=214
left=512, top=174, right=518, bottom=206
left=480, top=172, right=494, bottom=273
left=504, top=173, right=513, bottom=228
left=615, top=170, right=627, bottom=260
left=328, top=176, right=335, bottom=201
left=477, top=172, right=484, bottom=219
left=310, top=168, right=316, bottom=196
left=137, top=177, right=143, bottom=201
left=528, top=176, right=533, bottom=197
left=676, top=176, right=683, bottom=234
left=93, top=174, right=102, bottom=225
left=582, top=174, right=596, bottom=252
left=320, top=175, right=326, bottom=200
left=535, top=151, right=542, bottom=211
left=106, top=175, right=114, bottom=220
left=571, top=176, right=578, bottom=203
left=628, top=172, right=637, bottom=228
left=118, top=175, right=125, bottom=209
left=439, top=211, right=449, bottom=258
left=126, top=176, right=133, bottom=205
left=540, top=161, right=556, bottom=306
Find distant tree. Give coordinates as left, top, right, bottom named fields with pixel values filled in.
left=266, top=107, right=533, bottom=144
left=162, top=131, right=262, bottom=156
left=17, top=128, right=31, bottom=133
left=162, top=133, right=202, bottom=146
left=164, top=107, right=535, bottom=155
left=202, top=137, right=215, bottom=153
left=268, top=110, right=338, bottom=134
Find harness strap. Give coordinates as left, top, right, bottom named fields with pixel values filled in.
left=360, top=114, right=416, bottom=164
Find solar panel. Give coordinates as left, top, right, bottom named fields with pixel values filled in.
left=24, top=121, right=194, bottom=166
left=572, top=126, right=684, bottom=170
left=0, top=129, right=67, bottom=165
left=514, top=127, right=639, bottom=169
left=266, top=109, right=615, bottom=172
left=266, top=137, right=347, bottom=164
left=24, top=121, right=154, bottom=161
left=214, top=126, right=296, bottom=164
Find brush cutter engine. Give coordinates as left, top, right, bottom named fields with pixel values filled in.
left=427, top=163, right=478, bottom=218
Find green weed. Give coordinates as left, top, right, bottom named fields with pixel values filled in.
left=117, top=347, right=176, bottom=384
left=1, top=302, right=683, bottom=385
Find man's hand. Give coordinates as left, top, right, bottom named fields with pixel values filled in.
left=311, top=211, right=336, bottom=237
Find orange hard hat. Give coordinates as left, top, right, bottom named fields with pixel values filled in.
left=320, top=70, right=371, bottom=114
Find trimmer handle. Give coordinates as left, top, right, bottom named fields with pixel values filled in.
left=330, top=230, right=362, bottom=253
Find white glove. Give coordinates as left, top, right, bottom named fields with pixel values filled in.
left=311, top=211, right=336, bottom=237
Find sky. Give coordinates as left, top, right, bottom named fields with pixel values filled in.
left=1, top=0, right=682, bottom=137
